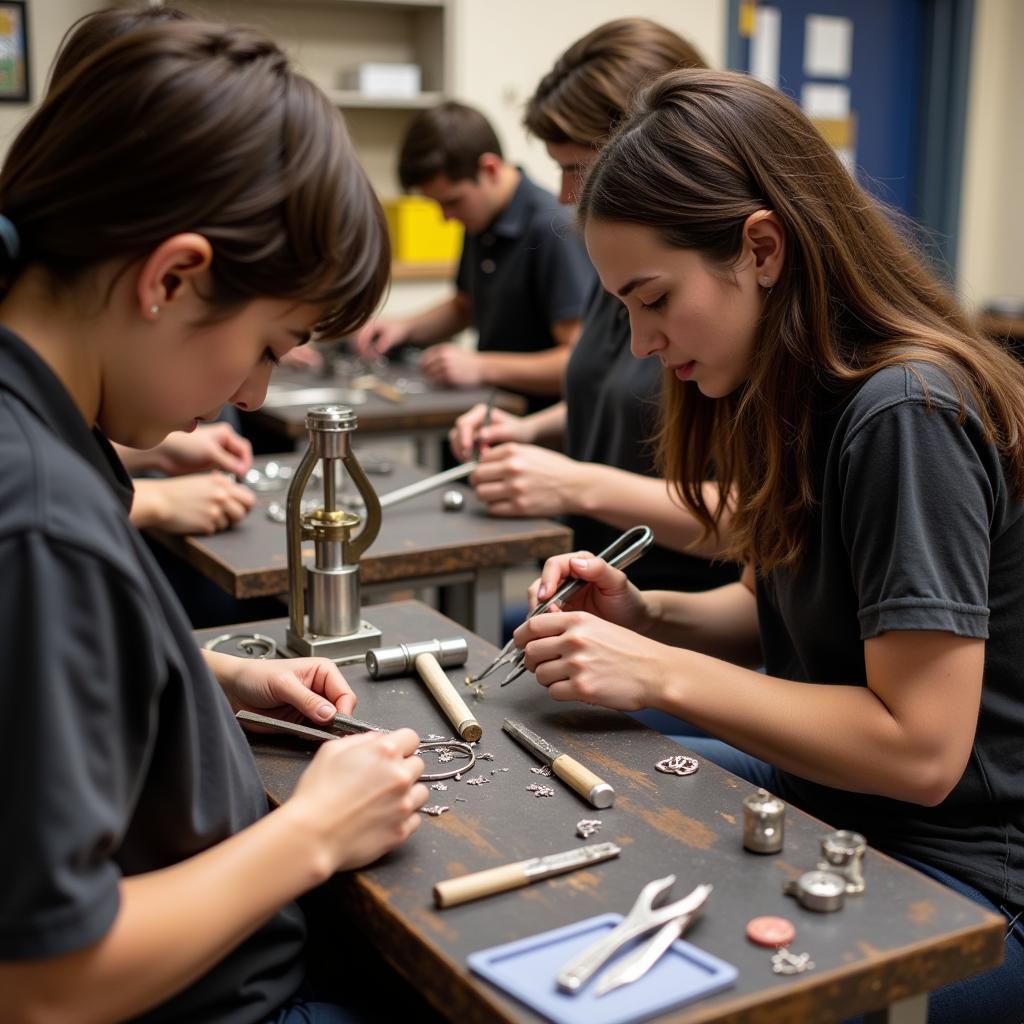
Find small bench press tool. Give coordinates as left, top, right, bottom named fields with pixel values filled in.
left=464, top=525, right=654, bottom=687
left=284, top=405, right=382, bottom=661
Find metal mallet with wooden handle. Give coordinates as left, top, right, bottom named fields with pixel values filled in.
left=366, top=638, right=482, bottom=742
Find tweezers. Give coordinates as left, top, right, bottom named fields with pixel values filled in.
left=556, top=875, right=712, bottom=994
left=472, top=524, right=654, bottom=687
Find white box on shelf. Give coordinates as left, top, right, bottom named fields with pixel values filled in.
left=340, top=63, right=422, bottom=99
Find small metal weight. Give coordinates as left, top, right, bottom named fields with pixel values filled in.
left=817, top=830, right=867, bottom=894
left=784, top=870, right=846, bottom=912
left=441, top=489, right=465, bottom=512
left=743, top=788, right=786, bottom=854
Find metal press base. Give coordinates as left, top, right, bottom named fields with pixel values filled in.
left=285, top=620, right=382, bottom=661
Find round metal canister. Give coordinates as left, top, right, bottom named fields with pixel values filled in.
left=743, top=787, right=786, bottom=854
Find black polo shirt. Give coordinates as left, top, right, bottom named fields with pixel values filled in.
left=455, top=169, right=593, bottom=414
left=564, top=282, right=739, bottom=592
left=758, top=362, right=1024, bottom=907
left=0, top=327, right=305, bottom=1022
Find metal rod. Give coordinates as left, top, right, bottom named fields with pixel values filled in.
left=378, top=461, right=477, bottom=509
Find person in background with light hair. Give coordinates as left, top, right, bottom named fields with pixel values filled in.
left=517, top=68, right=1024, bottom=1021
left=0, top=11, right=429, bottom=1022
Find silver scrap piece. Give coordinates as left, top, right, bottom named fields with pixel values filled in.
left=527, top=784, right=556, bottom=798
left=771, top=948, right=815, bottom=975
left=655, top=754, right=700, bottom=777
left=436, top=748, right=455, bottom=764
left=576, top=819, right=602, bottom=839
left=465, top=776, right=490, bottom=786
left=422, top=805, right=450, bottom=817
left=424, top=734, right=447, bottom=742
left=476, top=752, right=495, bottom=761
left=490, top=767, right=510, bottom=775
left=430, top=782, right=448, bottom=791
left=529, top=764, right=553, bottom=777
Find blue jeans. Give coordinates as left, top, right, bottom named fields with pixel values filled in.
left=681, top=740, right=1024, bottom=1024
left=271, top=1001, right=359, bottom=1024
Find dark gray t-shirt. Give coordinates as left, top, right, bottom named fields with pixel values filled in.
left=0, top=329, right=305, bottom=1021
left=758, top=362, right=1024, bottom=905
left=455, top=170, right=593, bottom=414
left=565, top=281, right=739, bottom=592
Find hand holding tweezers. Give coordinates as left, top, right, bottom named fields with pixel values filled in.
left=495, top=524, right=655, bottom=686
left=556, top=875, right=712, bottom=993
left=465, top=524, right=653, bottom=686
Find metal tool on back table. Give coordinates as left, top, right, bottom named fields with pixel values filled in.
left=502, top=719, right=614, bottom=808
left=464, top=524, right=655, bottom=687
left=557, top=874, right=712, bottom=995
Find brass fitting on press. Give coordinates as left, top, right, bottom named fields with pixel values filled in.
left=285, top=405, right=383, bottom=660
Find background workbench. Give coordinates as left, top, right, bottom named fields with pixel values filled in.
left=154, top=458, right=571, bottom=643
left=196, top=602, right=1004, bottom=1024
left=244, top=361, right=526, bottom=465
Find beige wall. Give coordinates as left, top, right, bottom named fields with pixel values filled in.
left=450, top=0, right=726, bottom=194
left=957, top=0, right=1024, bottom=311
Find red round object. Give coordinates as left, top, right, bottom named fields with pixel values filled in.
left=746, top=915, right=796, bottom=948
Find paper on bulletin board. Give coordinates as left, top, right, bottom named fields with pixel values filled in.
left=801, top=83, right=850, bottom=120
left=804, top=15, right=853, bottom=78
left=750, top=5, right=781, bottom=89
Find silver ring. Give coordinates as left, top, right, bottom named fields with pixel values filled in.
left=417, top=740, right=477, bottom=781
left=204, top=632, right=278, bottom=659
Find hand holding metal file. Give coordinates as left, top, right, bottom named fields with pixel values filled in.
left=496, top=524, right=655, bottom=686
left=433, top=842, right=621, bottom=908
left=502, top=719, right=614, bottom=808
left=556, top=875, right=712, bottom=993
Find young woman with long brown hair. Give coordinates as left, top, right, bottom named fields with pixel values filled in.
left=515, top=69, right=1024, bottom=1020
left=0, top=12, right=428, bottom=1022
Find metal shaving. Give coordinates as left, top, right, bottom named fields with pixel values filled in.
left=476, top=752, right=495, bottom=761
left=576, top=819, right=602, bottom=839
left=436, top=748, right=455, bottom=764
left=454, top=797, right=467, bottom=803
left=424, top=734, right=447, bottom=742
left=526, top=784, right=556, bottom=798
left=529, top=765, right=553, bottom=777
left=422, top=805, right=450, bottom=817
left=430, top=782, right=448, bottom=791
left=490, top=767, right=510, bottom=775
left=465, top=776, right=490, bottom=786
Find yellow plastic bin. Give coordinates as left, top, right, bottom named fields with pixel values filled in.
left=383, top=196, right=463, bottom=264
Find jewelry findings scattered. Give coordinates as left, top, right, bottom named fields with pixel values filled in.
left=771, top=948, right=815, bottom=975
left=655, top=755, right=700, bottom=776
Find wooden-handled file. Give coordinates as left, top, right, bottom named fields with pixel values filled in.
left=502, top=718, right=615, bottom=808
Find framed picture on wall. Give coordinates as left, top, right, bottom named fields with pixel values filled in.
left=0, top=0, right=29, bottom=102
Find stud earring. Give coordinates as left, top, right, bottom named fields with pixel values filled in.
left=760, top=276, right=772, bottom=288
left=149, top=304, right=160, bottom=315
